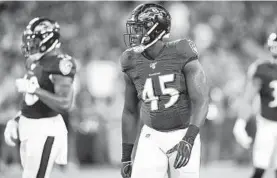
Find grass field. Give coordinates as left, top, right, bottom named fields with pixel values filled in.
left=1, top=161, right=276, bottom=178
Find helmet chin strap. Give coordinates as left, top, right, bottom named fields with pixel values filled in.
left=141, top=22, right=159, bottom=44
left=132, top=30, right=166, bottom=53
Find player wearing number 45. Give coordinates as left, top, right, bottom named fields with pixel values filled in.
left=120, top=3, right=209, bottom=178
left=4, top=17, right=76, bottom=178
left=233, top=33, right=277, bottom=178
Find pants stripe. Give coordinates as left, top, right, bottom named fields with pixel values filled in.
left=36, top=136, right=54, bottom=178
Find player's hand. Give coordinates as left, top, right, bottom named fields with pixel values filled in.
left=166, top=140, right=193, bottom=169
left=121, top=161, right=132, bottom=178
left=15, top=78, right=29, bottom=93
left=4, top=120, right=18, bottom=147
left=233, top=118, right=253, bottom=149
left=132, top=45, right=145, bottom=53
left=15, top=78, right=39, bottom=94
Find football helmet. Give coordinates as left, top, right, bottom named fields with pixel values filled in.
left=21, top=17, right=60, bottom=60
left=267, top=33, right=277, bottom=56
left=124, top=3, right=171, bottom=53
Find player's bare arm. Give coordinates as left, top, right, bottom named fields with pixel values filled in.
left=121, top=73, right=139, bottom=178
left=233, top=62, right=261, bottom=149
left=167, top=59, right=209, bottom=169
left=238, top=64, right=262, bottom=120
left=184, top=60, right=209, bottom=128
left=34, top=74, right=74, bottom=113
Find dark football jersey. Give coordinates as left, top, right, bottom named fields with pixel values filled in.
left=120, top=39, right=199, bottom=131
left=249, top=59, right=277, bottom=121
left=21, top=54, right=76, bottom=119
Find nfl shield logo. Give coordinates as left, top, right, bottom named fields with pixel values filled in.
left=150, top=62, right=157, bottom=69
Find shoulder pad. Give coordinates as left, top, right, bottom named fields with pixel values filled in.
left=57, top=54, right=77, bottom=77
left=42, top=54, right=77, bottom=77
left=120, top=49, right=134, bottom=72
left=175, top=39, right=199, bottom=64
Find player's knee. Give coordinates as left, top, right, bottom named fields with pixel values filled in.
left=251, top=168, right=265, bottom=178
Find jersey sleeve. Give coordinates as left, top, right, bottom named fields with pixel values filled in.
left=247, top=60, right=263, bottom=79
left=120, top=49, right=134, bottom=73
left=176, top=39, right=199, bottom=68
left=44, top=54, right=77, bottom=78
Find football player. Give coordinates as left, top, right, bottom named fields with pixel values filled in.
left=120, top=3, right=209, bottom=178
left=233, top=33, right=277, bottom=178
left=4, top=17, right=76, bottom=178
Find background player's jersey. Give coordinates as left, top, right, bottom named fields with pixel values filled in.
left=21, top=54, right=76, bottom=119
left=249, top=59, right=277, bottom=121
left=120, top=39, right=199, bottom=131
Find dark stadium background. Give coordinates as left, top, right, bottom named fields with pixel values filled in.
left=0, top=1, right=276, bottom=178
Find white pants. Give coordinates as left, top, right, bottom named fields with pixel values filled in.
left=132, top=125, right=201, bottom=178
left=253, top=115, right=277, bottom=169
left=18, top=114, right=68, bottom=178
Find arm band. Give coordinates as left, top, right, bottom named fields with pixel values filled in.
left=121, top=143, right=134, bottom=162
left=182, top=124, right=200, bottom=145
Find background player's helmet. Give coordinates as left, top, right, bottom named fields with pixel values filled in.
left=21, top=17, right=60, bottom=60
left=124, top=3, right=171, bottom=52
left=267, top=33, right=277, bottom=57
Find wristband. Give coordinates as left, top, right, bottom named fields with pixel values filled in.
left=182, top=124, right=200, bottom=145
left=121, top=143, right=134, bottom=162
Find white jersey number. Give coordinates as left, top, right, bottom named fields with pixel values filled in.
left=269, top=80, right=277, bottom=108
left=142, top=74, right=180, bottom=111
left=24, top=76, right=39, bottom=106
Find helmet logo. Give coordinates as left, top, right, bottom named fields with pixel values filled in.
left=138, top=8, right=161, bottom=21
left=34, top=21, right=54, bottom=33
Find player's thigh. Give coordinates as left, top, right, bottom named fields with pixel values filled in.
left=132, top=132, right=168, bottom=178
left=168, top=135, right=201, bottom=178
left=253, top=125, right=275, bottom=169
left=271, top=138, right=277, bottom=169
left=21, top=135, right=56, bottom=178
left=43, top=135, right=68, bottom=178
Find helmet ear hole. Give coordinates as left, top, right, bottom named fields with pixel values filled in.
left=147, top=22, right=154, bottom=27
left=40, top=45, right=46, bottom=52
left=144, top=36, right=150, bottom=42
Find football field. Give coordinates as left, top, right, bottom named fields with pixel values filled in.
left=2, top=161, right=275, bottom=178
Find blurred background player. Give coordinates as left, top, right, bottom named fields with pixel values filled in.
left=3, top=17, right=77, bottom=178
left=233, top=33, right=277, bottom=178
left=120, top=3, right=209, bottom=178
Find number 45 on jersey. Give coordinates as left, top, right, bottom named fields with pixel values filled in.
left=142, top=74, right=180, bottom=111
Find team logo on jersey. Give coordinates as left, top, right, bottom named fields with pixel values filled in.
left=150, top=62, right=157, bottom=69
left=59, top=59, right=73, bottom=75
left=188, top=40, right=198, bottom=55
